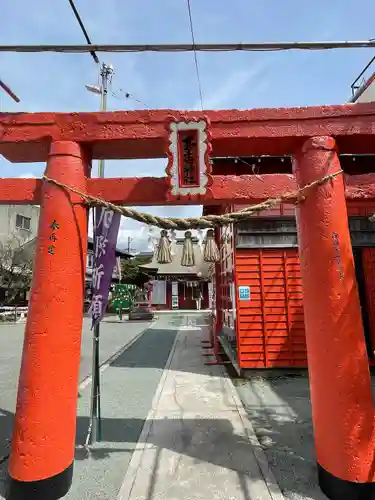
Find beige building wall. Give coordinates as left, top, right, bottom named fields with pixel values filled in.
left=0, top=205, right=40, bottom=245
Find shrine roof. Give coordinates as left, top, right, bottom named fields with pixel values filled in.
left=140, top=240, right=211, bottom=278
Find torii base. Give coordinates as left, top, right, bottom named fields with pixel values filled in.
left=6, top=464, right=73, bottom=500
left=318, top=465, right=375, bottom=500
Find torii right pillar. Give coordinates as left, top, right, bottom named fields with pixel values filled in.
left=294, top=136, right=375, bottom=500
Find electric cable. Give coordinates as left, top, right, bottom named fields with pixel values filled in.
left=111, top=89, right=150, bottom=108
left=67, top=0, right=99, bottom=63
left=186, top=0, right=204, bottom=110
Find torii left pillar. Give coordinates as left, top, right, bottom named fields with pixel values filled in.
left=7, top=141, right=89, bottom=500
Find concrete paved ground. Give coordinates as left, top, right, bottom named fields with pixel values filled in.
left=0, top=313, right=215, bottom=499
left=0, top=312, right=285, bottom=500
left=65, top=314, right=185, bottom=500
left=117, top=324, right=283, bottom=500
left=3, top=311, right=368, bottom=500
left=0, top=315, right=153, bottom=498
left=234, top=375, right=324, bottom=500
left=234, top=374, right=375, bottom=500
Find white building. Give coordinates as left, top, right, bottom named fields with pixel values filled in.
left=0, top=205, right=40, bottom=306
left=0, top=205, right=40, bottom=245
left=349, top=58, right=375, bottom=103
left=0, top=205, right=132, bottom=307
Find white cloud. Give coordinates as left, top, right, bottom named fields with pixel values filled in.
left=193, top=58, right=272, bottom=110
left=88, top=206, right=207, bottom=253
left=18, top=173, right=36, bottom=178
left=99, top=158, right=167, bottom=178
left=116, top=204, right=203, bottom=251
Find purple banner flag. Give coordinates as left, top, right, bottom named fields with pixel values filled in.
left=89, top=207, right=121, bottom=328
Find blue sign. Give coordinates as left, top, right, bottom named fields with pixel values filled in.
left=238, top=286, right=251, bottom=301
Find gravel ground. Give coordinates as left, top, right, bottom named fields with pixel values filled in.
left=234, top=372, right=375, bottom=500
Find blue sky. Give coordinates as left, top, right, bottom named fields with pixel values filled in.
left=1, top=0, right=375, bottom=250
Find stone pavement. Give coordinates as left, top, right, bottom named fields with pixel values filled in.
left=117, top=326, right=284, bottom=500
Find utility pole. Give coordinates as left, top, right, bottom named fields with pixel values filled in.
left=127, top=236, right=134, bottom=253
left=85, top=62, right=114, bottom=446
left=97, top=63, right=113, bottom=176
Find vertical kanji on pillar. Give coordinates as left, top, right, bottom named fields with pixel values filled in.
left=7, top=141, right=89, bottom=500
left=294, top=136, right=375, bottom=500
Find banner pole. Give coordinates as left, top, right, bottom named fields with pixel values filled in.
left=87, top=63, right=114, bottom=445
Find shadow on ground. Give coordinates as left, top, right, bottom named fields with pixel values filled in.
left=0, top=313, right=219, bottom=498
left=109, top=329, right=217, bottom=377
left=232, top=369, right=375, bottom=500
left=0, top=407, right=264, bottom=500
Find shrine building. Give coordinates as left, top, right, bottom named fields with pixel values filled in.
left=206, top=155, right=375, bottom=374
left=140, top=236, right=214, bottom=310
left=205, top=63, right=375, bottom=375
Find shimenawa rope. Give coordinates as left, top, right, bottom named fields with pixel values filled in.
left=42, top=170, right=343, bottom=230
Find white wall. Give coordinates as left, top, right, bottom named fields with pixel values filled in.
left=351, top=73, right=375, bottom=103
left=0, top=205, right=40, bottom=245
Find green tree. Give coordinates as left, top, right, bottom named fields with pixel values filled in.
left=121, top=255, right=153, bottom=287
left=0, top=235, right=33, bottom=305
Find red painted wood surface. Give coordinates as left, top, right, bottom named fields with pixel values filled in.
left=0, top=175, right=297, bottom=206
left=234, top=243, right=375, bottom=371
left=1, top=174, right=375, bottom=207
left=88, top=174, right=296, bottom=206
left=2, top=103, right=375, bottom=162
left=294, top=136, right=375, bottom=484
left=9, top=141, right=88, bottom=483
left=235, top=248, right=306, bottom=369
left=347, top=200, right=375, bottom=216
left=233, top=202, right=296, bottom=217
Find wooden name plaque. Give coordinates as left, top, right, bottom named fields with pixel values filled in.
left=165, top=118, right=212, bottom=201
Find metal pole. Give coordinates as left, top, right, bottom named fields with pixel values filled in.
left=89, top=62, right=113, bottom=445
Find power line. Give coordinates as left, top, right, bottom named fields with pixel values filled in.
left=111, top=89, right=150, bottom=108
left=2, top=40, right=375, bottom=53
left=0, top=79, right=20, bottom=103
left=67, top=0, right=99, bottom=63
left=186, top=0, right=204, bottom=110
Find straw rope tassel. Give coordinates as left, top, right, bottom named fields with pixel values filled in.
left=203, top=229, right=220, bottom=262
left=156, top=230, right=172, bottom=264
left=181, top=231, right=195, bottom=267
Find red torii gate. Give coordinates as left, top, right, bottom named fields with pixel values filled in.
left=1, top=104, right=375, bottom=500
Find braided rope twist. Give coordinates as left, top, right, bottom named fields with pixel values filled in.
left=42, top=170, right=343, bottom=230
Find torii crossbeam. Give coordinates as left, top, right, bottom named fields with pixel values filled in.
left=1, top=104, right=375, bottom=500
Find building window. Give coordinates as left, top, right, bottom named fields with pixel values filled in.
left=16, top=214, right=31, bottom=231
